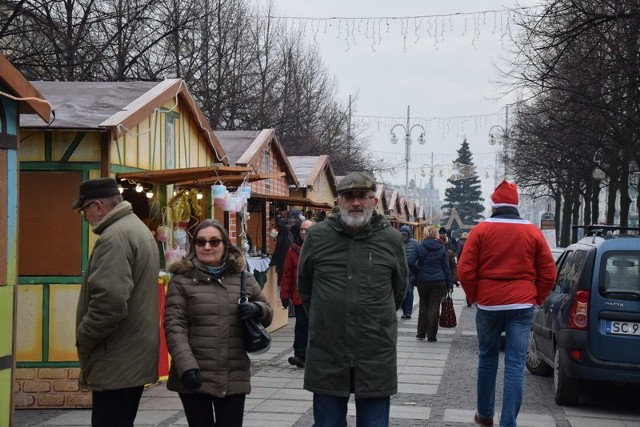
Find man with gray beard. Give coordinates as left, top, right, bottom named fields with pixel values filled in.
left=298, top=171, right=407, bottom=427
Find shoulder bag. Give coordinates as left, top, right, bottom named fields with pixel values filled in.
left=238, top=270, right=271, bottom=354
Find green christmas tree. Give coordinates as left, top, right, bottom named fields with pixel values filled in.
left=442, top=138, right=485, bottom=225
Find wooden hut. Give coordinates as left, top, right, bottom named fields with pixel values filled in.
left=0, top=53, right=52, bottom=426
left=16, top=78, right=238, bottom=409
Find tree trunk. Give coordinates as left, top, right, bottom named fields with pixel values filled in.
left=606, top=178, right=618, bottom=225
left=583, top=178, right=592, bottom=226
left=591, top=181, right=601, bottom=225
left=560, top=192, right=573, bottom=247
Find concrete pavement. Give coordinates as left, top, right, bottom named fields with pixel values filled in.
left=14, top=289, right=640, bottom=426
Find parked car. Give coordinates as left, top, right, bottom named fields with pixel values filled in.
left=526, top=226, right=640, bottom=405
left=551, top=246, right=565, bottom=261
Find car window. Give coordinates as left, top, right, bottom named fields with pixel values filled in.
left=555, top=250, right=587, bottom=294
left=601, top=253, right=640, bottom=295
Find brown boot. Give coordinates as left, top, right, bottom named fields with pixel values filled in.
left=474, top=412, right=494, bottom=426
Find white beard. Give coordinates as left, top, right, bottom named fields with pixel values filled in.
left=339, top=206, right=374, bottom=230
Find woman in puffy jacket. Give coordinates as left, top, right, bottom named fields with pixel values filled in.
left=164, top=219, right=273, bottom=427
left=411, top=225, right=453, bottom=342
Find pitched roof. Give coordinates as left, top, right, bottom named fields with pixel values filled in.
left=287, top=155, right=336, bottom=192
left=19, top=79, right=225, bottom=163
left=215, top=129, right=298, bottom=186
left=287, top=156, right=319, bottom=187
left=0, top=54, right=51, bottom=122
left=214, top=130, right=261, bottom=165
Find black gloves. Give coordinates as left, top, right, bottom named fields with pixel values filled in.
left=281, top=298, right=289, bottom=309
left=181, top=369, right=202, bottom=390
left=238, top=302, right=261, bottom=320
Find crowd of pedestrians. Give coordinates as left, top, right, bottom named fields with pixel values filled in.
left=73, top=175, right=557, bottom=427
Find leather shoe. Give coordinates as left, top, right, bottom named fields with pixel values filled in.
left=416, top=335, right=425, bottom=340
left=474, top=412, right=494, bottom=426
left=288, top=356, right=305, bottom=368
left=427, top=337, right=437, bottom=342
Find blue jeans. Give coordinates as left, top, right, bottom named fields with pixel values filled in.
left=401, top=278, right=415, bottom=316
left=475, top=307, right=533, bottom=427
left=312, top=394, right=390, bottom=427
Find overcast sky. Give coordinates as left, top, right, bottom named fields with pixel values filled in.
left=256, top=0, right=539, bottom=208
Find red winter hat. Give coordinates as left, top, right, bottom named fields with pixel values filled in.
left=490, top=180, right=519, bottom=208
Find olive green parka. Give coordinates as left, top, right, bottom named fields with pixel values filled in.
left=298, top=211, right=407, bottom=398
left=76, top=201, right=160, bottom=391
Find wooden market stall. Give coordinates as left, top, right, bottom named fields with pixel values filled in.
left=0, top=53, right=52, bottom=426
left=213, top=129, right=299, bottom=331
left=15, top=78, right=239, bottom=409
left=285, top=155, right=338, bottom=220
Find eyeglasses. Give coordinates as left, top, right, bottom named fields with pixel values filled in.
left=341, top=193, right=375, bottom=203
left=194, top=238, right=223, bottom=248
left=78, top=201, right=97, bottom=216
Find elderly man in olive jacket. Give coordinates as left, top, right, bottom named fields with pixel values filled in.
left=298, top=171, right=407, bottom=427
left=74, top=178, right=160, bottom=427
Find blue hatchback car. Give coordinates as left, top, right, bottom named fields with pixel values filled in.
left=526, top=226, right=640, bottom=405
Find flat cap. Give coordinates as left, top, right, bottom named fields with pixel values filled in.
left=337, top=172, right=377, bottom=194
left=72, top=177, right=120, bottom=209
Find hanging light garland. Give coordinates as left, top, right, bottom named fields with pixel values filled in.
left=265, top=6, right=535, bottom=52
left=354, top=110, right=507, bottom=138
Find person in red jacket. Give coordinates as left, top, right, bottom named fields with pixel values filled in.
left=458, top=181, right=557, bottom=427
left=281, top=218, right=314, bottom=368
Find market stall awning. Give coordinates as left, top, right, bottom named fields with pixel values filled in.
left=176, top=172, right=286, bottom=187
left=250, top=193, right=334, bottom=210
left=117, top=165, right=253, bottom=185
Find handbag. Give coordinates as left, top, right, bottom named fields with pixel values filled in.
left=439, top=291, right=457, bottom=328
left=238, top=270, right=271, bottom=354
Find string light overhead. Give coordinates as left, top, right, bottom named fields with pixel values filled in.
left=265, top=6, right=535, bottom=51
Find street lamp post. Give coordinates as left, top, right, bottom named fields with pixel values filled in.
left=488, top=105, right=510, bottom=182
left=390, top=105, right=426, bottom=197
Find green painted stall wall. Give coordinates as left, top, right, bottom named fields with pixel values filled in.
left=0, top=285, right=14, bottom=426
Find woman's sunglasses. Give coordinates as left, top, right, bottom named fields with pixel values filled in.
left=194, top=238, right=223, bottom=248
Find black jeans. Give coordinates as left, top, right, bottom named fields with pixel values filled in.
left=91, top=385, right=144, bottom=427
left=293, top=304, right=309, bottom=359
left=179, top=392, right=245, bottom=427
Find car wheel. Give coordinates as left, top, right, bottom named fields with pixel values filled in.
left=526, top=330, right=552, bottom=376
left=553, top=347, right=581, bottom=405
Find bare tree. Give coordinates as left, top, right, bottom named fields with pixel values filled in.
left=503, top=0, right=640, bottom=231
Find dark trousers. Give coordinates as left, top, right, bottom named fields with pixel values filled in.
left=179, top=392, right=245, bottom=427
left=91, top=385, right=144, bottom=427
left=416, top=280, right=447, bottom=339
left=293, top=303, right=309, bottom=359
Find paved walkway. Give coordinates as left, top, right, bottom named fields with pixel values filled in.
left=14, top=289, right=640, bottom=426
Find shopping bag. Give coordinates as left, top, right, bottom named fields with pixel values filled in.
left=439, top=292, right=457, bottom=328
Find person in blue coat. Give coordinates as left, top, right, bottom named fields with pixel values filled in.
left=413, top=225, right=453, bottom=342
left=399, top=225, right=419, bottom=319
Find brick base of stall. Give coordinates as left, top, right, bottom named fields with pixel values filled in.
left=13, top=367, right=92, bottom=408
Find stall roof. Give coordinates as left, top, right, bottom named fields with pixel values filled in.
left=0, top=54, right=51, bottom=122
left=287, top=156, right=318, bottom=187
left=117, top=165, right=253, bottom=185
left=249, top=193, right=334, bottom=210
left=215, top=129, right=298, bottom=186
left=287, top=155, right=336, bottom=192
left=20, top=79, right=226, bottom=164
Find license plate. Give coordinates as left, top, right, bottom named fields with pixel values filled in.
left=606, top=321, right=640, bottom=336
